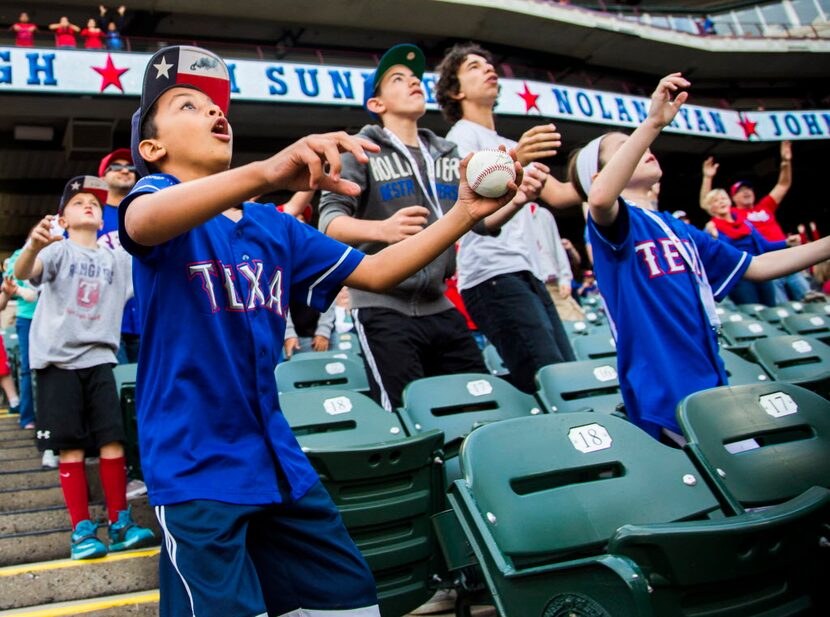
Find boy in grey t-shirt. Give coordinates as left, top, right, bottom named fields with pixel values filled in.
left=14, top=175, right=153, bottom=561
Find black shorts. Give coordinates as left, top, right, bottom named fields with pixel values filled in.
left=34, top=364, right=125, bottom=452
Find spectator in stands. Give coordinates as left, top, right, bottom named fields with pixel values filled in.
left=575, top=269, right=598, bottom=300
left=435, top=41, right=580, bottom=393
left=119, top=45, right=516, bottom=617
left=569, top=72, right=830, bottom=446
left=2, top=251, right=38, bottom=429
left=698, top=16, right=716, bottom=35
left=319, top=44, right=489, bottom=412
left=672, top=210, right=691, bottom=224
left=701, top=188, right=799, bottom=306
left=10, top=12, right=37, bottom=47
left=813, top=260, right=830, bottom=295
left=80, top=17, right=105, bottom=49
left=13, top=176, right=154, bottom=560
left=334, top=286, right=354, bottom=333
left=99, top=4, right=126, bottom=51
left=97, top=148, right=140, bottom=364
left=0, top=279, right=21, bottom=417
left=700, top=142, right=810, bottom=302
left=49, top=16, right=80, bottom=48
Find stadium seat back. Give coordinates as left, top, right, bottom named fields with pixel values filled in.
left=782, top=313, right=830, bottom=342
left=457, top=413, right=719, bottom=559
left=735, top=303, right=765, bottom=318
left=804, top=302, right=830, bottom=317
left=288, top=350, right=356, bottom=363
left=719, top=319, right=779, bottom=349
left=758, top=306, right=793, bottom=325
left=749, top=335, right=830, bottom=397
left=564, top=319, right=593, bottom=336
left=720, top=349, right=770, bottom=385
left=572, top=333, right=617, bottom=360
left=535, top=359, right=623, bottom=414
left=481, top=343, right=509, bottom=377
left=303, top=430, right=444, bottom=616
left=677, top=382, right=830, bottom=511
left=279, top=389, right=405, bottom=449
left=275, top=355, right=369, bottom=393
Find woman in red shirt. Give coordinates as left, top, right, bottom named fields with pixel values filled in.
left=49, top=17, right=80, bottom=48
left=81, top=18, right=105, bottom=49
left=11, top=12, right=37, bottom=47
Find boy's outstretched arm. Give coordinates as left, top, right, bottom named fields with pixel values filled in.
left=13, top=215, right=62, bottom=281
left=588, top=73, right=689, bottom=227
left=124, top=132, right=379, bottom=247
left=744, top=237, right=830, bottom=282
left=345, top=152, right=521, bottom=292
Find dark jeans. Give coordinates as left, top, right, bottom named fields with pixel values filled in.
left=462, top=271, right=575, bottom=393
left=729, top=278, right=777, bottom=307
left=352, top=307, right=486, bottom=411
left=16, top=318, right=35, bottom=428
left=117, top=334, right=140, bottom=365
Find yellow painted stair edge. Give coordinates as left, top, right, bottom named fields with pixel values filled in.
left=0, top=590, right=159, bottom=617
left=0, top=548, right=160, bottom=577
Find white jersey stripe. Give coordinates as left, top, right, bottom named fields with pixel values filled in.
left=713, top=251, right=749, bottom=298
left=352, top=309, right=392, bottom=412
left=306, top=247, right=353, bottom=306
left=155, top=505, right=197, bottom=617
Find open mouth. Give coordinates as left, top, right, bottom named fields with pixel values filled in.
left=211, top=118, right=230, bottom=141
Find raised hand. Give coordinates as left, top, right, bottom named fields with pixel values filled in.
left=514, top=162, right=550, bottom=206
left=702, top=156, right=719, bottom=178
left=263, top=132, right=380, bottom=195
left=780, top=140, right=792, bottom=162
left=457, top=147, right=522, bottom=223
left=647, top=73, right=690, bottom=129
left=380, top=205, right=430, bottom=244
left=515, top=124, right=562, bottom=166
left=29, top=215, right=63, bottom=252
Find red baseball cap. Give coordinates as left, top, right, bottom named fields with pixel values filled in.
left=98, top=148, right=133, bottom=178
left=729, top=180, right=753, bottom=198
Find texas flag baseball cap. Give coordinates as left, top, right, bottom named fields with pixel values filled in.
left=130, top=45, right=231, bottom=176
left=58, top=176, right=109, bottom=214
left=363, top=44, right=426, bottom=119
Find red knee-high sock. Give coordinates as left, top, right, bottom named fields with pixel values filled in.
left=99, top=456, right=128, bottom=524
left=59, top=461, right=90, bottom=528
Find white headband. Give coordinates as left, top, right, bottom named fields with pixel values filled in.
left=575, top=136, right=604, bottom=197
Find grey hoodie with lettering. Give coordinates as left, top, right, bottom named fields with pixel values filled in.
left=319, top=124, right=461, bottom=317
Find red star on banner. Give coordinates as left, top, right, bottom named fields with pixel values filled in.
left=517, top=81, right=540, bottom=114
left=92, top=54, right=129, bottom=93
left=738, top=113, right=759, bottom=140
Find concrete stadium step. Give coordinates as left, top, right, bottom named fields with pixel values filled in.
left=0, top=590, right=159, bottom=616
left=0, top=437, right=34, bottom=447
left=0, top=460, right=43, bottom=473
left=0, top=469, right=57, bottom=491
left=0, top=548, right=160, bottom=611
left=0, top=446, right=38, bottom=462
left=0, top=500, right=159, bottom=566
left=0, top=486, right=65, bottom=513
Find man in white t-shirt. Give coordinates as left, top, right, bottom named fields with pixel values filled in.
left=435, top=42, right=582, bottom=393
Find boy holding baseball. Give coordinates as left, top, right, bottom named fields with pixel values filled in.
left=119, top=45, right=519, bottom=616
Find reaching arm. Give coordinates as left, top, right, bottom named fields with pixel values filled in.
left=769, top=140, right=792, bottom=205
left=479, top=162, right=549, bottom=233
left=345, top=152, right=521, bottom=292
left=13, top=216, right=62, bottom=281
left=588, top=73, right=690, bottom=227
left=540, top=175, right=583, bottom=209
left=326, top=206, right=430, bottom=245
left=700, top=156, right=718, bottom=208
left=125, top=132, right=379, bottom=247
left=744, top=236, right=830, bottom=282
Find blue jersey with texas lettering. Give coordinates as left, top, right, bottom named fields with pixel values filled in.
left=118, top=174, right=364, bottom=506
left=588, top=199, right=750, bottom=436
left=99, top=204, right=141, bottom=335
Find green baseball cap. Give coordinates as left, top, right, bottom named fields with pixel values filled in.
left=363, top=44, right=426, bottom=119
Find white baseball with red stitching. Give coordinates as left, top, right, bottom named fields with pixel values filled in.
left=465, top=150, right=516, bottom=198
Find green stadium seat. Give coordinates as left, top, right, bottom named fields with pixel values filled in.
left=288, top=350, right=355, bottom=363
left=720, top=349, right=770, bottom=385
left=572, top=333, right=617, bottom=360
left=735, top=303, right=766, bottom=318
left=717, top=297, right=737, bottom=311
left=781, top=313, right=830, bottom=344
left=482, top=343, right=509, bottom=377
left=301, top=430, right=445, bottom=616
left=719, top=319, right=780, bottom=351
left=535, top=359, right=623, bottom=415
left=445, top=413, right=829, bottom=617
left=275, top=355, right=369, bottom=394
left=333, top=331, right=362, bottom=355
left=804, top=302, right=830, bottom=317
left=678, top=382, right=830, bottom=514
left=718, top=309, right=751, bottom=324
left=279, top=389, right=405, bottom=449
left=749, top=335, right=830, bottom=398
left=399, top=373, right=541, bottom=487
left=779, top=300, right=807, bottom=313
left=112, top=363, right=141, bottom=480
left=564, top=319, right=592, bottom=336
left=758, top=305, right=793, bottom=325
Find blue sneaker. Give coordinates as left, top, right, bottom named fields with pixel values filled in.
left=70, top=520, right=108, bottom=560
left=108, top=506, right=155, bottom=552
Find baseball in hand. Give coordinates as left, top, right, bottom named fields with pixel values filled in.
left=466, top=150, right=516, bottom=198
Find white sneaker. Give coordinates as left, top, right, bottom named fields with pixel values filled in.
left=126, top=479, right=148, bottom=500
left=410, top=589, right=456, bottom=615
left=42, top=449, right=59, bottom=469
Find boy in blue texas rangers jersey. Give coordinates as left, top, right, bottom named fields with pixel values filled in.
left=569, top=72, right=830, bottom=443
left=118, top=45, right=520, bottom=617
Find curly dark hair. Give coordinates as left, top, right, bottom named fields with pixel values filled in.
left=435, top=42, right=493, bottom=125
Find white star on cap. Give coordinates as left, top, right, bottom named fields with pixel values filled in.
left=154, top=56, right=173, bottom=79
left=70, top=181, right=80, bottom=190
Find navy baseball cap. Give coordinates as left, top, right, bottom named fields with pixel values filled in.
left=363, top=44, right=426, bottom=119
left=59, top=176, right=109, bottom=215
left=131, top=45, right=231, bottom=177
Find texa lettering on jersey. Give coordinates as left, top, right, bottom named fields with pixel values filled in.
left=187, top=259, right=284, bottom=314
left=634, top=238, right=701, bottom=279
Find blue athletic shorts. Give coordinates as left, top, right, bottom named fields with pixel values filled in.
left=154, top=481, right=378, bottom=617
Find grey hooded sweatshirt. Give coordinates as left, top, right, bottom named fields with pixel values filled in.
left=319, top=124, right=462, bottom=317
